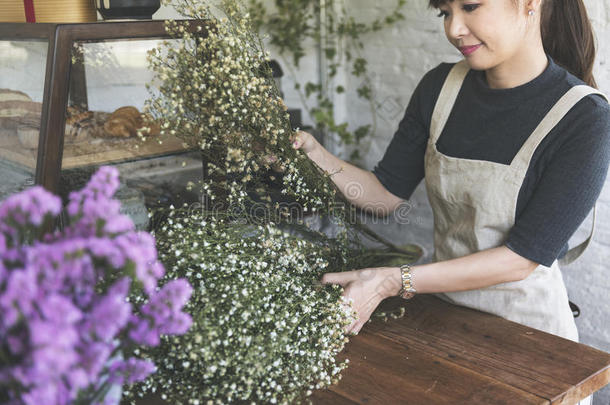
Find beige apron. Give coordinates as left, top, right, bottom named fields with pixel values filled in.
left=424, top=59, right=608, bottom=343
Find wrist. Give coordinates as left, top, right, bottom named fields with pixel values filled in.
left=380, top=267, right=403, bottom=299
left=307, top=143, right=343, bottom=174
left=305, top=141, right=326, bottom=164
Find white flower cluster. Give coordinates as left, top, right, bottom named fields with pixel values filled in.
left=126, top=209, right=353, bottom=404
left=125, top=1, right=416, bottom=404
left=145, top=0, right=344, bottom=218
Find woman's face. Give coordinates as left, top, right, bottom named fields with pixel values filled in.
left=437, top=0, right=532, bottom=71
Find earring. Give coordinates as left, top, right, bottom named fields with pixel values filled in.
left=528, top=10, right=535, bottom=16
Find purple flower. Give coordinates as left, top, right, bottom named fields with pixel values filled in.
left=158, top=311, right=192, bottom=335
left=154, top=279, right=193, bottom=312
left=39, top=294, right=82, bottom=325
left=113, top=232, right=165, bottom=294
left=0, top=186, right=61, bottom=227
left=129, top=279, right=193, bottom=345
left=6, top=331, right=27, bottom=356
left=22, top=383, right=62, bottom=405
left=0, top=268, right=37, bottom=328
left=78, top=341, right=113, bottom=380
left=86, top=278, right=132, bottom=341
left=29, top=319, right=79, bottom=364
left=0, top=232, right=6, bottom=255
left=87, top=237, right=127, bottom=269
left=103, top=214, right=135, bottom=234
left=0, top=187, right=61, bottom=252
left=128, top=315, right=161, bottom=346
left=108, top=357, right=156, bottom=385
left=67, top=167, right=120, bottom=219
left=0, top=166, right=193, bottom=404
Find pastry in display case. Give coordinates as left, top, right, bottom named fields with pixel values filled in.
left=0, top=21, right=203, bottom=229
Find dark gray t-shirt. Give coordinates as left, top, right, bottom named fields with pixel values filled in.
left=372, top=55, right=610, bottom=267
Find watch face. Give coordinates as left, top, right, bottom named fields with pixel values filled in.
left=400, top=291, right=415, bottom=300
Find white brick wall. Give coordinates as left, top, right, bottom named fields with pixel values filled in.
left=156, top=1, right=610, bottom=402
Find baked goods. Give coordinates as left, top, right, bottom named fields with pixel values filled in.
left=103, top=106, right=143, bottom=138
left=65, top=105, right=97, bottom=144
left=0, top=91, right=162, bottom=150
left=0, top=89, right=41, bottom=148
left=0, top=89, right=31, bottom=103
left=0, top=89, right=41, bottom=118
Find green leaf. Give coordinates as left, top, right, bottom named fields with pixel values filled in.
left=305, top=82, right=321, bottom=98
left=352, top=58, right=367, bottom=76
left=357, top=85, right=371, bottom=100
left=354, top=124, right=370, bottom=141
left=324, top=47, right=337, bottom=59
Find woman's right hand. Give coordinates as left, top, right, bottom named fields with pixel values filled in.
left=263, top=130, right=323, bottom=172
left=291, top=130, right=321, bottom=155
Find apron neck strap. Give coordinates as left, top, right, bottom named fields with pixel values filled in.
left=559, top=202, right=597, bottom=266
left=430, top=59, right=470, bottom=144
left=510, top=85, right=609, bottom=172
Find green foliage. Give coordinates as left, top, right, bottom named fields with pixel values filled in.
left=127, top=211, right=353, bottom=404
left=248, top=0, right=407, bottom=163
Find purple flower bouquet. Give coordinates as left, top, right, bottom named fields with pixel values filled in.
left=0, top=167, right=193, bottom=405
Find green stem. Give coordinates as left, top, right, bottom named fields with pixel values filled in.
left=349, top=219, right=411, bottom=254
left=74, top=380, right=113, bottom=405
left=366, top=251, right=416, bottom=258
left=0, top=348, right=11, bottom=365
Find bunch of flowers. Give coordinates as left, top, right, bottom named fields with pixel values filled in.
left=0, top=166, right=193, bottom=405
left=145, top=0, right=409, bottom=252
left=125, top=1, right=420, bottom=404
left=126, top=209, right=416, bottom=404
left=144, top=0, right=342, bottom=219
left=126, top=210, right=355, bottom=404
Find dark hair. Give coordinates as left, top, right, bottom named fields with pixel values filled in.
left=428, top=0, right=598, bottom=88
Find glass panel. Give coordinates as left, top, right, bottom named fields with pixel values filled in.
left=62, top=39, right=200, bottom=230
left=0, top=40, right=47, bottom=201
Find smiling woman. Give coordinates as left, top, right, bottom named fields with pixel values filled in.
left=295, top=5, right=609, bottom=404
left=430, top=0, right=597, bottom=87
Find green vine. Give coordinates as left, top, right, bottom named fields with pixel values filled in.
left=248, top=0, right=407, bottom=163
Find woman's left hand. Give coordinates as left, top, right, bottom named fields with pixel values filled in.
left=320, top=267, right=400, bottom=335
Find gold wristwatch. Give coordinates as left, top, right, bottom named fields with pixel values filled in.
left=397, top=264, right=417, bottom=300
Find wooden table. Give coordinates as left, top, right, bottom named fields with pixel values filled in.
left=311, top=295, right=610, bottom=405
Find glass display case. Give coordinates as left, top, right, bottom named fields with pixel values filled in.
left=0, top=21, right=203, bottom=229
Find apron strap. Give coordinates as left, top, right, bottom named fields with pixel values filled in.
left=510, top=85, right=608, bottom=266
left=430, top=59, right=470, bottom=144
left=558, top=202, right=597, bottom=266
left=510, top=85, right=609, bottom=172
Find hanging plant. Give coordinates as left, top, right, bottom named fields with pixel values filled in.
left=248, top=0, right=407, bottom=162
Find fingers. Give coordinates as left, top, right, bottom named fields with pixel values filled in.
left=291, top=131, right=303, bottom=149
left=320, top=271, right=358, bottom=287
left=318, top=269, right=383, bottom=336
left=345, top=293, right=380, bottom=335
left=291, top=130, right=313, bottom=150
left=350, top=319, right=366, bottom=335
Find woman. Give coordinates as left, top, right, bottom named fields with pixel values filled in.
left=293, top=0, right=610, bottom=353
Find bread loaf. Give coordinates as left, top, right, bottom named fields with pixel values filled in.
left=0, top=89, right=41, bottom=119
left=103, top=106, right=142, bottom=138
left=0, top=90, right=41, bottom=148
left=0, top=89, right=31, bottom=103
